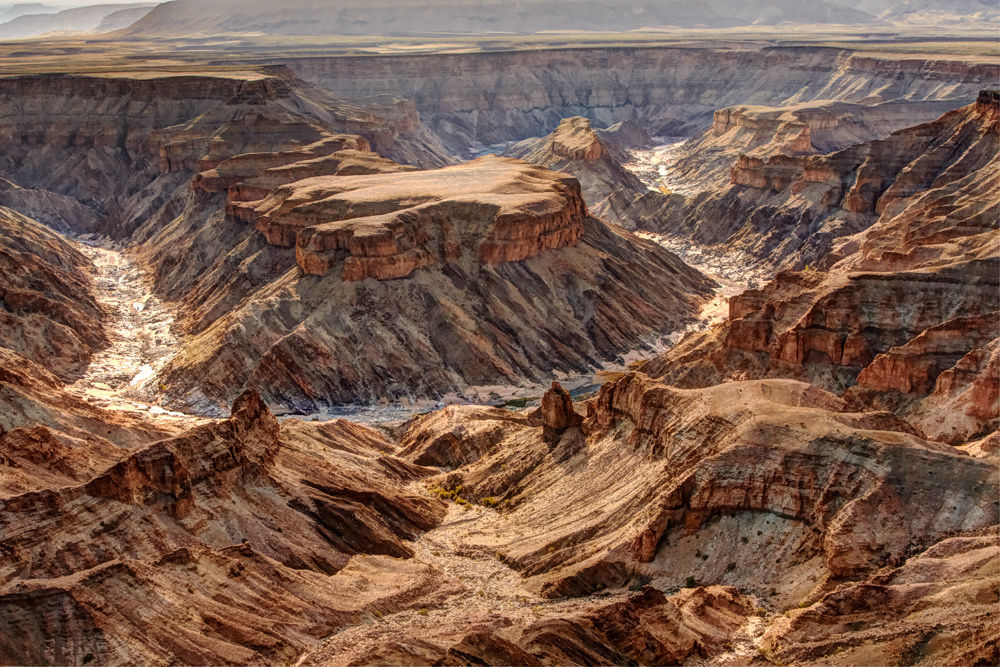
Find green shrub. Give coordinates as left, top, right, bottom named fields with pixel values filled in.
left=684, top=576, right=699, bottom=588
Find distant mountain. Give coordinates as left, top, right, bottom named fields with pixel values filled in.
left=120, top=0, right=890, bottom=37
left=0, top=2, right=155, bottom=39
left=840, top=0, right=999, bottom=24
left=0, top=3, right=58, bottom=21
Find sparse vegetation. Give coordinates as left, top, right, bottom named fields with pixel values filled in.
left=684, top=576, right=699, bottom=588
left=417, top=607, right=429, bottom=616
left=726, top=562, right=737, bottom=572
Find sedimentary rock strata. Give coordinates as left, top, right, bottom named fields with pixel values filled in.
left=146, top=204, right=712, bottom=413
left=290, top=47, right=996, bottom=150
left=636, top=92, right=999, bottom=275
left=0, top=207, right=106, bottom=381
left=231, top=156, right=587, bottom=280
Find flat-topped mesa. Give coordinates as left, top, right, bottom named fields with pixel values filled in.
left=712, top=100, right=964, bottom=156
left=730, top=95, right=1000, bottom=211
left=231, top=155, right=587, bottom=281
left=547, top=116, right=607, bottom=162
left=193, top=134, right=372, bottom=193
left=225, top=149, right=415, bottom=206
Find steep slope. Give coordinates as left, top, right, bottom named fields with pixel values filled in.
left=0, top=68, right=452, bottom=239
left=663, top=98, right=967, bottom=191
left=138, top=155, right=714, bottom=414
left=396, top=376, right=997, bottom=604
left=642, top=91, right=999, bottom=275
left=0, top=207, right=106, bottom=381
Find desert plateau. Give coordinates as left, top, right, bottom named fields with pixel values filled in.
left=0, top=1, right=997, bottom=665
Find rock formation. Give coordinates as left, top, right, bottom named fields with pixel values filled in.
left=638, top=95, right=999, bottom=444
left=0, top=34, right=997, bottom=667
left=637, top=92, right=999, bottom=275
left=666, top=99, right=967, bottom=190
left=231, top=156, right=587, bottom=280
left=138, top=149, right=713, bottom=414
left=0, top=69, right=452, bottom=239
left=0, top=390, right=446, bottom=666
left=503, top=117, right=649, bottom=225
left=391, top=374, right=996, bottom=604
left=539, top=380, right=583, bottom=442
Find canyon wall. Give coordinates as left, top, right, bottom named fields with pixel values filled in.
left=288, top=46, right=998, bottom=149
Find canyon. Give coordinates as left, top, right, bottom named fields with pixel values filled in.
left=0, top=19, right=997, bottom=667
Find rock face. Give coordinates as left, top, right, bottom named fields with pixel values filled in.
left=503, top=117, right=648, bottom=223
left=639, top=93, right=999, bottom=275
left=640, top=95, right=999, bottom=443
left=0, top=207, right=106, bottom=381
left=230, top=156, right=587, bottom=280
left=761, top=529, right=1000, bottom=667
left=0, top=69, right=452, bottom=239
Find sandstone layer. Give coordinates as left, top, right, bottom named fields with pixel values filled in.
left=0, top=391, right=446, bottom=666
left=0, top=68, right=451, bottom=239
left=665, top=99, right=967, bottom=190
left=639, top=94, right=998, bottom=443
left=397, top=375, right=997, bottom=604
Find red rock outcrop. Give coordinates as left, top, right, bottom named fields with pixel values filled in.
left=146, top=208, right=712, bottom=413
left=760, top=529, right=1000, bottom=667
left=540, top=380, right=583, bottom=441
left=639, top=93, right=999, bottom=276
left=0, top=391, right=447, bottom=665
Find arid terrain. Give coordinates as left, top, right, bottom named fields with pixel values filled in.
left=0, top=2, right=997, bottom=665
